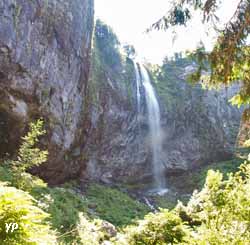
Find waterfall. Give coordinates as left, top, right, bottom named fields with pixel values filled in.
left=143, top=197, right=156, bottom=212
left=134, top=62, right=166, bottom=190
left=133, top=61, right=141, bottom=114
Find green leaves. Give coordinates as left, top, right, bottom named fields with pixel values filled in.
left=95, top=19, right=121, bottom=68
left=10, top=119, right=48, bottom=191
left=183, top=161, right=250, bottom=244
left=15, top=119, right=47, bottom=172
left=118, top=161, right=250, bottom=244
left=123, top=209, right=189, bottom=245
left=230, top=93, right=250, bottom=107
left=152, top=0, right=250, bottom=108
left=86, top=184, right=150, bottom=227
left=0, top=183, right=57, bottom=245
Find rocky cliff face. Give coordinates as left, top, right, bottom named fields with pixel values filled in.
left=158, top=65, right=242, bottom=175
left=0, top=0, right=94, bottom=183
left=0, top=5, right=242, bottom=186
left=84, top=52, right=242, bottom=184
left=81, top=24, right=150, bottom=183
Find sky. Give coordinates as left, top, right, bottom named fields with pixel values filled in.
left=95, top=0, right=241, bottom=64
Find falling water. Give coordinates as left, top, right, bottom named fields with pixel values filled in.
left=143, top=197, right=156, bottom=212
left=136, top=63, right=166, bottom=190
left=133, top=61, right=141, bottom=114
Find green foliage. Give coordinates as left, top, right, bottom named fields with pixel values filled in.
left=31, top=186, right=89, bottom=244
left=0, top=165, right=13, bottom=184
left=187, top=158, right=243, bottom=191
left=95, top=19, right=121, bottom=67
left=152, top=0, right=250, bottom=107
left=153, top=158, right=243, bottom=211
left=154, top=195, right=178, bottom=210
left=86, top=184, right=150, bottom=227
left=89, top=19, right=135, bottom=106
left=2, top=117, right=250, bottom=244
left=178, top=162, right=250, bottom=244
left=118, top=161, right=250, bottom=244
left=149, top=57, right=194, bottom=111
left=149, top=5, right=191, bottom=31
left=10, top=119, right=48, bottom=191
left=76, top=214, right=104, bottom=245
left=0, top=119, right=90, bottom=244
left=77, top=213, right=117, bottom=245
left=0, top=182, right=57, bottom=245
left=31, top=182, right=150, bottom=243
left=13, top=119, right=47, bottom=172
left=123, top=44, right=136, bottom=59
left=0, top=119, right=150, bottom=244
left=120, top=209, right=189, bottom=245
left=123, top=57, right=136, bottom=103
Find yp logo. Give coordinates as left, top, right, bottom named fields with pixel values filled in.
left=5, top=223, right=19, bottom=233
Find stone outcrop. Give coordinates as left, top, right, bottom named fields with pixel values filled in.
left=0, top=3, right=243, bottom=186
left=160, top=82, right=242, bottom=175
left=0, top=0, right=94, bottom=183
left=83, top=55, right=150, bottom=184
left=84, top=56, right=242, bottom=184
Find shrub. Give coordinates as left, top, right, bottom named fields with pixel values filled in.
left=13, top=119, right=47, bottom=172
left=193, top=164, right=250, bottom=244
left=121, top=209, right=189, bottom=245
left=77, top=213, right=117, bottom=245
left=176, top=162, right=250, bottom=244
left=0, top=182, right=57, bottom=245
left=117, top=161, right=250, bottom=244
left=31, top=186, right=89, bottom=244
left=11, top=119, right=48, bottom=191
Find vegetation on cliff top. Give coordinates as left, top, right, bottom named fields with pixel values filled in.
left=89, top=19, right=135, bottom=106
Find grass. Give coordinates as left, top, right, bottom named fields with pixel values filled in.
left=164, top=158, right=244, bottom=195
left=0, top=152, right=244, bottom=242
left=0, top=164, right=13, bottom=183
left=0, top=162, right=150, bottom=242
left=86, top=183, right=150, bottom=227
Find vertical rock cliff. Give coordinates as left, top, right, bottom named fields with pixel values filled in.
left=84, top=40, right=243, bottom=184
left=0, top=0, right=94, bottom=183
left=82, top=21, right=150, bottom=184
left=0, top=7, right=243, bottom=186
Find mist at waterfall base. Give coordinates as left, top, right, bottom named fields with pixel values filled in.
left=134, top=61, right=168, bottom=196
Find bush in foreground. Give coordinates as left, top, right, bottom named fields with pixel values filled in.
left=116, top=161, right=250, bottom=244
left=0, top=182, right=57, bottom=245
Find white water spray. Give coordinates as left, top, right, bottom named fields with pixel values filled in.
left=133, top=61, right=141, bottom=114
left=134, top=62, right=166, bottom=190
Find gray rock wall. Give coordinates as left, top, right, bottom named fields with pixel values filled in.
left=160, top=83, right=242, bottom=175
left=83, top=56, right=151, bottom=184
left=0, top=2, right=243, bottom=186
left=0, top=0, right=94, bottom=183
left=84, top=59, right=242, bottom=184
